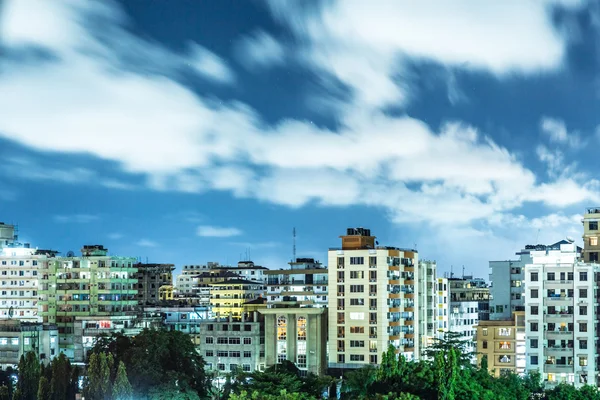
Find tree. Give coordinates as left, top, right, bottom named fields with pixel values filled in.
left=0, top=386, right=9, bottom=400
left=341, top=366, right=377, bottom=399
left=37, top=376, right=50, bottom=400
left=67, top=366, right=80, bottom=400
left=50, top=353, right=71, bottom=400
left=15, top=352, right=40, bottom=400
left=229, top=390, right=317, bottom=400
left=112, top=362, right=132, bottom=400
left=84, top=352, right=113, bottom=400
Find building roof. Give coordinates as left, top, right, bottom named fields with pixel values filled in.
left=243, top=297, right=267, bottom=305
left=210, top=278, right=263, bottom=286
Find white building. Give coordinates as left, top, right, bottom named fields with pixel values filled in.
left=0, top=246, right=53, bottom=322
left=417, top=260, right=437, bottom=352
left=524, top=242, right=597, bottom=388
left=0, top=223, right=16, bottom=248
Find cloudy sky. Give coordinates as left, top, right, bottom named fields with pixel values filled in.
left=0, top=0, right=598, bottom=278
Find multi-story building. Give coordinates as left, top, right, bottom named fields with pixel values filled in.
left=489, top=240, right=578, bottom=320
left=261, top=258, right=328, bottom=375
left=209, top=278, right=265, bottom=320
left=134, top=263, right=175, bottom=305
left=582, top=207, right=600, bottom=263
left=476, top=311, right=525, bottom=377
left=175, top=264, right=212, bottom=298
left=328, top=228, right=419, bottom=371
left=417, top=260, right=437, bottom=352
left=0, top=320, right=59, bottom=371
left=524, top=241, right=597, bottom=388
left=436, top=278, right=449, bottom=337
left=39, top=245, right=139, bottom=361
left=0, top=245, right=55, bottom=322
left=198, top=311, right=265, bottom=374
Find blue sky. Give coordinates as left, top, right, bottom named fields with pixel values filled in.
left=0, top=0, right=599, bottom=278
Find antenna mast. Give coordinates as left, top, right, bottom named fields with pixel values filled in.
left=293, top=227, right=296, bottom=263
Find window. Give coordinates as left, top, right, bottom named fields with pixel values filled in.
left=531, top=306, right=539, bottom=315
left=530, top=289, right=538, bottom=299
left=350, top=285, right=364, bottom=293
left=350, top=257, right=364, bottom=265
left=498, top=355, right=511, bottom=363
left=350, top=271, right=364, bottom=279
left=297, top=317, right=306, bottom=341
left=510, top=280, right=521, bottom=287
left=229, top=351, right=241, bottom=358
left=482, top=328, right=488, bottom=336
left=229, top=338, right=241, bottom=345
left=350, top=312, right=365, bottom=320
left=350, top=340, right=365, bottom=347
left=243, top=351, right=251, bottom=358
left=580, top=340, right=588, bottom=350
left=579, top=272, right=588, bottom=281
left=243, top=364, right=251, bottom=372
left=337, top=340, right=345, bottom=352
left=498, top=328, right=511, bottom=336
left=205, top=337, right=214, bottom=344
left=579, top=288, right=588, bottom=298
left=530, top=356, right=538, bottom=365
left=579, top=323, right=587, bottom=332
left=337, top=299, right=345, bottom=309
left=205, top=350, right=214, bottom=357
left=590, top=237, right=598, bottom=246
left=337, top=272, right=345, bottom=282
left=530, top=323, right=538, bottom=332
left=482, top=341, right=488, bottom=349
left=277, top=316, right=287, bottom=340
left=217, top=364, right=225, bottom=371
left=530, top=339, right=538, bottom=349
left=217, top=351, right=228, bottom=357
left=580, top=306, right=587, bottom=316
left=369, top=285, right=377, bottom=294
left=350, top=355, right=365, bottom=361
left=370, top=355, right=377, bottom=364
left=337, top=354, right=345, bottom=363
left=338, top=327, right=345, bottom=338
left=217, top=337, right=228, bottom=344
left=547, top=272, right=555, bottom=281
left=591, top=252, right=599, bottom=262
left=530, top=272, right=538, bottom=282
left=499, top=341, right=511, bottom=350
left=337, top=312, right=345, bottom=324
left=350, top=327, right=365, bottom=334
left=337, top=285, right=345, bottom=294
left=580, top=356, right=588, bottom=367
left=337, top=257, right=345, bottom=268
left=297, top=354, right=307, bottom=368
left=589, top=221, right=598, bottom=231
left=350, top=299, right=365, bottom=306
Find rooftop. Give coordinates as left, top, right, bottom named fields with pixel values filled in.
left=210, top=278, right=263, bottom=286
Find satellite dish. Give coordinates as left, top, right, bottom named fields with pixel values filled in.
left=566, top=237, right=575, bottom=243
left=8, top=306, right=13, bottom=319
left=66, top=251, right=75, bottom=257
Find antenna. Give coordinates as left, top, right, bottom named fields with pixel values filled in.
left=462, top=265, right=465, bottom=279
left=292, top=227, right=296, bottom=263
left=450, top=265, right=453, bottom=279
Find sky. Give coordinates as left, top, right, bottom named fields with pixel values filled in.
left=0, top=0, right=599, bottom=279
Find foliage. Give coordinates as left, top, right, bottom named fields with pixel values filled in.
left=90, top=329, right=208, bottom=398
left=37, top=376, right=50, bottom=400
left=84, top=352, right=113, bottom=400
left=229, top=390, right=317, bottom=400
left=15, top=352, right=39, bottom=400
left=112, top=362, right=133, bottom=400
left=0, top=386, right=8, bottom=400
left=49, top=352, right=72, bottom=400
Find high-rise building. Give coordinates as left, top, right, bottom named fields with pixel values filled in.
left=261, top=258, right=328, bottom=375
left=476, top=311, right=526, bottom=377
left=417, top=260, right=437, bottom=352
left=0, top=245, right=56, bottom=322
left=39, top=245, right=139, bottom=361
left=582, top=207, right=600, bottom=263
left=328, top=228, right=419, bottom=372
left=435, top=278, right=449, bottom=337
left=489, top=241, right=577, bottom=320
left=0, top=222, right=16, bottom=248
left=134, top=263, right=175, bottom=305
left=524, top=241, right=597, bottom=387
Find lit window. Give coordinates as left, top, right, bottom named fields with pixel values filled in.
left=590, top=237, right=598, bottom=246
left=498, top=328, right=511, bottom=336
left=277, top=316, right=287, bottom=340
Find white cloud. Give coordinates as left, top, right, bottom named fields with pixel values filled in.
left=266, top=0, right=579, bottom=109
left=187, top=43, right=235, bottom=84
left=54, top=214, right=99, bottom=223
left=197, top=225, right=242, bottom=238
left=0, top=0, right=597, bottom=238
left=540, top=117, right=582, bottom=148
left=136, top=239, right=158, bottom=247
left=235, top=30, right=285, bottom=69
left=108, top=233, right=124, bottom=240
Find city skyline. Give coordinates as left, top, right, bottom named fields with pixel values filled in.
left=3, top=1, right=600, bottom=276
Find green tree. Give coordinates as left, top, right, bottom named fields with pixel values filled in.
left=15, top=352, right=40, bottom=400
left=37, top=376, right=50, bottom=400
left=229, top=390, right=317, bottom=400
left=84, top=352, right=113, bottom=400
left=341, top=366, right=377, bottom=399
left=0, top=386, right=9, bottom=400
left=67, top=366, right=80, bottom=400
left=11, top=387, right=22, bottom=400
left=112, top=362, right=132, bottom=400
left=50, top=352, right=71, bottom=400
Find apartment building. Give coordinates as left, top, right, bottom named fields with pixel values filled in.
left=0, top=320, right=59, bottom=371
left=583, top=207, right=600, bottom=263
left=436, top=278, right=449, bottom=337
left=0, top=245, right=55, bottom=322
left=39, top=245, right=139, bottom=361
left=489, top=241, right=576, bottom=320
left=175, top=263, right=212, bottom=298
left=417, top=260, right=437, bottom=352
left=198, top=311, right=265, bottom=374
left=524, top=241, right=597, bottom=388
left=328, top=228, right=419, bottom=371
left=0, top=222, right=16, bottom=248
left=261, top=258, right=328, bottom=375
left=209, top=278, right=265, bottom=320
left=476, top=312, right=525, bottom=377
left=134, top=263, right=175, bottom=305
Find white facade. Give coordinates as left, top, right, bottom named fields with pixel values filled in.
left=436, top=278, right=449, bottom=337
left=418, top=260, right=437, bottom=352
left=0, top=246, right=46, bottom=322
left=448, top=299, right=479, bottom=358
left=524, top=242, right=597, bottom=388
left=0, top=223, right=15, bottom=248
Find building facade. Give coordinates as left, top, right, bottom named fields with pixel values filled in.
left=328, top=228, right=419, bottom=371
left=209, top=279, right=265, bottom=320
left=476, top=312, right=525, bottom=377
left=582, top=207, right=600, bottom=263
left=261, top=258, right=328, bottom=375
left=135, top=263, right=175, bottom=305
left=39, top=245, right=139, bottom=361
left=0, top=320, right=59, bottom=371
left=0, top=223, right=16, bottom=248
left=524, top=242, right=597, bottom=387
left=417, top=260, right=437, bottom=352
